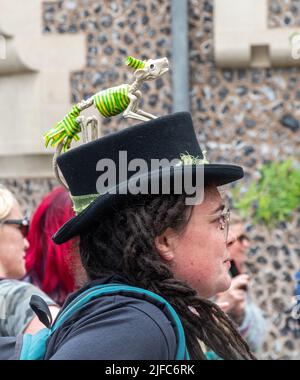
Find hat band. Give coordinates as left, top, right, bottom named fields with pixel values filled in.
left=71, top=193, right=100, bottom=214
left=179, top=152, right=210, bottom=165
left=70, top=151, right=210, bottom=214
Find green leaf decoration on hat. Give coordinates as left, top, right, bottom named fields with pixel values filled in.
left=180, top=151, right=210, bottom=165
left=44, top=105, right=81, bottom=152
left=125, top=56, right=146, bottom=70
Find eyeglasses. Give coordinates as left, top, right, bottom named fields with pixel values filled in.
left=208, top=207, right=230, bottom=243
left=1, top=218, right=30, bottom=238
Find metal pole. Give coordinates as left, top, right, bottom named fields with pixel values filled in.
left=171, top=0, right=190, bottom=113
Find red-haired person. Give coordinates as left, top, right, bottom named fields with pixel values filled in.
left=26, top=187, right=83, bottom=305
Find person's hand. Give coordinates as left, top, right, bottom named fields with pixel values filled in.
left=216, top=274, right=250, bottom=325
left=216, top=301, right=230, bottom=313
left=23, top=305, right=60, bottom=334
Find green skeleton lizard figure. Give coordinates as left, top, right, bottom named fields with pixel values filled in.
left=44, top=56, right=169, bottom=152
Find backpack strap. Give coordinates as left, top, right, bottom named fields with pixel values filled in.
left=20, top=328, right=51, bottom=360
left=29, top=295, right=53, bottom=328
left=51, top=284, right=190, bottom=360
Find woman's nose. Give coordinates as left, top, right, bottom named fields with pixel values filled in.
left=242, top=236, right=251, bottom=247
left=24, top=238, right=30, bottom=251
left=227, top=230, right=236, bottom=247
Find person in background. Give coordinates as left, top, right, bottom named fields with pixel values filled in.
left=0, top=185, right=59, bottom=336
left=294, top=270, right=300, bottom=326
left=278, top=269, right=300, bottom=340
left=216, top=211, right=267, bottom=353
left=295, top=270, right=300, bottom=303
left=26, top=187, right=84, bottom=306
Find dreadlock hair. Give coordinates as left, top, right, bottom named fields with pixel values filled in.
left=79, top=191, right=256, bottom=360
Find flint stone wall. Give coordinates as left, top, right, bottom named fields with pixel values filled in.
left=1, top=0, right=299, bottom=359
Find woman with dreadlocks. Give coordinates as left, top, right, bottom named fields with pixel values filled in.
left=41, top=112, right=255, bottom=360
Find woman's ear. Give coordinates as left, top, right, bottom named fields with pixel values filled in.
left=155, top=228, right=176, bottom=262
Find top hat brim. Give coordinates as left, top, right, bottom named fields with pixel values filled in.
left=53, top=163, right=243, bottom=244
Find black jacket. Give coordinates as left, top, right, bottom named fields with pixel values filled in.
left=44, top=275, right=177, bottom=360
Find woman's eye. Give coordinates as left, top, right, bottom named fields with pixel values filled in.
left=212, top=217, right=220, bottom=225
left=215, top=215, right=225, bottom=227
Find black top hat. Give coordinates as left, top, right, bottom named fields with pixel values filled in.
left=53, top=112, right=243, bottom=244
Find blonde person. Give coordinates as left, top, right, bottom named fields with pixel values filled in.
left=0, top=185, right=59, bottom=336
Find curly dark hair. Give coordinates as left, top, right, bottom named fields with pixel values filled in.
left=79, top=192, right=256, bottom=360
